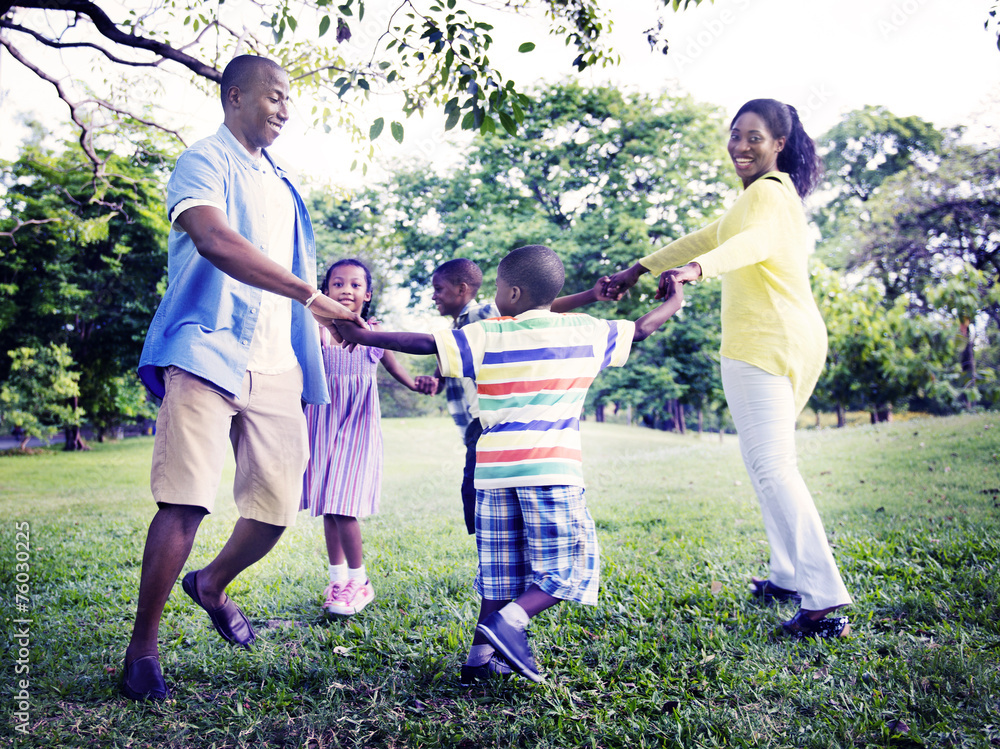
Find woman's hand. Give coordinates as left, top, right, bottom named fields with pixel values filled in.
left=656, top=262, right=702, bottom=299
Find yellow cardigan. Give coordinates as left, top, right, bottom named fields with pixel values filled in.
left=639, top=171, right=827, bottom=415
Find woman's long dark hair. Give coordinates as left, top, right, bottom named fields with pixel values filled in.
left=320, top=258, right=373, bottom=319
left=731, top=99, right=823, bottom=199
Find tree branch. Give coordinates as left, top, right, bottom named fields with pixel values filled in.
left=3, top=0, right=222, bottom=81
left=0, top=217, right=63, bottom=247
left=1, top=36, right=105, bottom=169
left=0, top=19, right=159, bottom=66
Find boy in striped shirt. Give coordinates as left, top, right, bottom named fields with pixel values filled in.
left=335, top=245, right=684, bottom=683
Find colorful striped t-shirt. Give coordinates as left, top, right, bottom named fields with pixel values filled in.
left=432, top=310, right=635, bottom=489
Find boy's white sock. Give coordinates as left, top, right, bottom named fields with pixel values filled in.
left=498, top=602, right=530, bottom=629
left=465, top=644, right=494, bottom=667
left=328, top=563, right=348, bottom=583
left=348, top=565, right=367, bottom=581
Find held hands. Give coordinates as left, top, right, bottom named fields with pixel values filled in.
left=655, top=262, right=701, bottom=300
left=309, top=296, right=365, bottom=344
left=602, top=263, right=646, bottom=301
left=332, top=318, right=369, bottom=345
left=413, top=375, right=440, bottom=395
left=657, top=273, right=685, bottom=308
left=591, top=276, right=619, bottom=303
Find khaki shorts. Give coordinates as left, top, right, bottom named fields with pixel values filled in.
left=150, top=366, right=308, bottom=527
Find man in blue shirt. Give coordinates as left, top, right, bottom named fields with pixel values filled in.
left=122, top=55, right=361, bottom=701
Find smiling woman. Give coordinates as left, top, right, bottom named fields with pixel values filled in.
left=604, top=97, right=852, bottom=641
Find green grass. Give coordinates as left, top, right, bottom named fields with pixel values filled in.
left=1, top=413, right=998, bottom=748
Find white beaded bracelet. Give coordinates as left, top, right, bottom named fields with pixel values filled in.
left=303, top=289, right=323, bottom=308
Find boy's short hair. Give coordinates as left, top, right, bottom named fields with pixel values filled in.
left=497, top=245, right=565, bottom=307
left=433, top=258, right=483, bottom=293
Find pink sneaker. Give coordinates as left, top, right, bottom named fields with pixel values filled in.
left=326, top=578, right=375, bottom=616
left=322, top=581, right=345, bottom=614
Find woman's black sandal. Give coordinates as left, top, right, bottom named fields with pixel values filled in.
left=780, top=610, right=851, bottom=640
left=750, top=578, right=801, bottom=604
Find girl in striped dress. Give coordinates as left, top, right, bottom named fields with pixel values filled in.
left=301, top=258, right=420, bottom=616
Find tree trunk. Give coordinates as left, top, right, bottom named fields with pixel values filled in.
left=960, top=318, right=976, bottom=409
left=870, top=404, right=893, bottom=423
left=697, top=406, right=704, bottom=435
left=673, top=400, right=686, bottom=435
left=595, top=402, right=605, bottom=423
left=63, top=424, right=90, bottom=451
left=836, top=404, right=846, bottom=428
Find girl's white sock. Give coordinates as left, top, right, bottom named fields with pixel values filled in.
left=348, top=565, right=367, bottom=580
left=328, top=563, right=348, bottom=583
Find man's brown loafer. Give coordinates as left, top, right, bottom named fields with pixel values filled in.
left=182, top=570, right=256, bottom=648
left=121, top=655, right=169, bottom=701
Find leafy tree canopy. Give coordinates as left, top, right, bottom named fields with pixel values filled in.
left=815, top=106, right=944, bottom=268
left=0, top=0, right=709, bottom=179
left=0, top=128, right=172, bottom=442
left=0, top=343, right=83, bottom=448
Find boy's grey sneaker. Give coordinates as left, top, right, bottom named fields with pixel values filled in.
left=459, top=652, right=513, bottom=685
left=476, top=611, right=544, bottom=683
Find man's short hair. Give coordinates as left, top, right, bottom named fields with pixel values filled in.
left=433, top=258, right=483, bottom=293
left=220, top=55, right=285, bottom=107
left=497, top=245, right=565, bottom=307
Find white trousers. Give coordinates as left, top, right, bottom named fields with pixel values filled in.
left=721, top=357, right=852, bottom=611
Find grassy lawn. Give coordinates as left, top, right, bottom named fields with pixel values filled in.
left=1, top=412, right=998, bottom=748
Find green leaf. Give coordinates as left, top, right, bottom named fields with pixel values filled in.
left=518, top=42, right=535, bottom=53
left=338, top=3, right=353, bottom=16
left=445, top=108, right=461, bottom=131
left=319, top=15, right=331, bottom=36
left=370, top=117, right=384, bottom=140
left=499, top=111, right=517, bottom=136
left=391, top=121, right=404, bottom=143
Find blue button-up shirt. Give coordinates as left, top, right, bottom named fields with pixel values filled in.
left=138, top=125, right=328, bottom=404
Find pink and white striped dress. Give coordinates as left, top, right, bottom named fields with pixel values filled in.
left=300, top=329, right=384, bottom=518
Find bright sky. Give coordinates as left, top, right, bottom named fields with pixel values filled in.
left=1, top=0, right=998, bottom=188
left=277, top=0, right=1000, bottom=188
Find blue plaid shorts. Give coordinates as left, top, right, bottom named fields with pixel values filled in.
left=474, top=485, right=600, bottom=605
